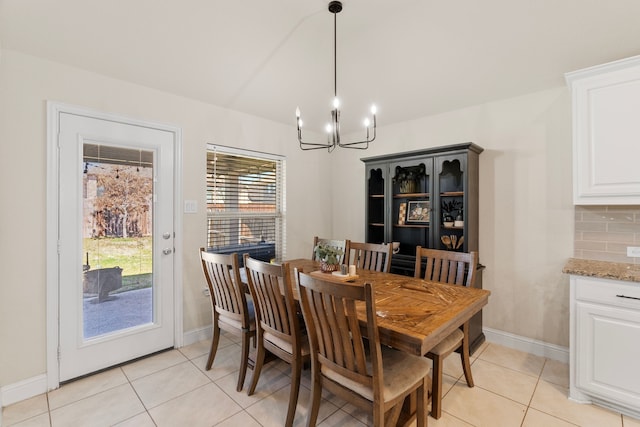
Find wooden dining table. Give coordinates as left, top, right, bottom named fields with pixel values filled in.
left=285, top=258, right=491, bottom=357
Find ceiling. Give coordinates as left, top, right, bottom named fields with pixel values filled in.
left=2, top=0, right=640, bottom=133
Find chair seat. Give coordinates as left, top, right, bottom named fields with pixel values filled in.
left=428, top=328, right=464, bottom=355
left=218, top=298, right=256, bottom=331
left=322, top=346, right=431, bottom=402
left=264, top=331, right=311, bottom=356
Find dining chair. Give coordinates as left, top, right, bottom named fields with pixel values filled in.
left=243, top=255, right=310, bottom=427
left=199, top=248, right=256, bottom=392
left=311, top=236, right=350, bottom=264
left=346, top=241, right=393, bottom=273
left=297, top=272, right=431, bottom=427
left=414, top=246, right=479, bottom=419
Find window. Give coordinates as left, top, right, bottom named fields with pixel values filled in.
left=206, top=145, right=285, bottom=263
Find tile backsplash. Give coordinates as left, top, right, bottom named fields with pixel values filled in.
left=574, top=205, right=640, bottom=264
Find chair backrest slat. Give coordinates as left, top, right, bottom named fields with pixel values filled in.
left=346, top=241, right=393, bottom=273
left=414, top=247, right=478, bottom=287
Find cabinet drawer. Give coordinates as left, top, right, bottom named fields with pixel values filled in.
left=574, top=276, right=640, bottom=308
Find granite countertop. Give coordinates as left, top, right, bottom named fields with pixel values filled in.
left=563, top=258, right=640, bottom=283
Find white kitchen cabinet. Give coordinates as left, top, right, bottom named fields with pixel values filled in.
left=566, top=55, right=640, bottom=205
left=570, top=275, right=640, bottom=418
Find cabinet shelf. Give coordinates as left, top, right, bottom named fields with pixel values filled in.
left=393, top=192, right=430, bottom=198
left=369, top=223, right=385, bottom=227
left=395, top=224, right=430, bottom=228
left=440, top=191, right=464, bottom=197
left=369, top=194, right=384, bottom=198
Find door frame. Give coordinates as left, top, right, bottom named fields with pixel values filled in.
left=46, top=102, right=183, bottom=390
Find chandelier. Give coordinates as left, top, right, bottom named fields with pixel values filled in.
left=296, top=1, right=377, bottom=152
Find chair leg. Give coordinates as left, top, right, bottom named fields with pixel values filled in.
left=237, top=330, right=251, bottom=392
left=460, top=322, right=474, bottom=387
left=206, top=323, right=220, bottom=371
left=305, top=368, right=322, bottom=427
left=247, top=337, right=265, bottom=396
left=430, top=353, right=443, bottom=419
left=416, top=377, right=428, bottom=427
left=285, top=358, right=302, bottom=427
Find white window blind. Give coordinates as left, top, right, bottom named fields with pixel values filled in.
left=206, top=145, right=285, bottom=263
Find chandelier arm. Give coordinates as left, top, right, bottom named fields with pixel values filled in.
left=297, top=112, right=335, bottom=150
left=337, top=134, right=376, bottom=149
left=298, top=135, right=336, bottom=151
left=298, top=137, right=335, bottom=150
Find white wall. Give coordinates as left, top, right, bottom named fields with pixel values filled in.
left=0, top=47, right=575, bottom=395
left=330, top=87, right=575, bottom=347
left=0, top=49, right=333, bottom=388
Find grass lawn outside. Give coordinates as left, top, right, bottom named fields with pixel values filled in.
left=83, top=236, right=153, bottom=292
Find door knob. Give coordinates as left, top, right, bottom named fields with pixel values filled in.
left=163, top=248, right=173, bottom=255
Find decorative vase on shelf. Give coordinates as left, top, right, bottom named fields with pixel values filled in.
left=399, top=179, right=417, bottom=194
left=443, top=214, right=454, bottom=228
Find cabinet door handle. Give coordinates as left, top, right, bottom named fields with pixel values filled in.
left=616, top=294, right=640, bottom=301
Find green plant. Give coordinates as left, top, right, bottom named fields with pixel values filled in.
left=314, top=244, right=344, bottom=265
left=392, top=164, right=426, bottom=183
left=441, top=200, right=463, bottom=221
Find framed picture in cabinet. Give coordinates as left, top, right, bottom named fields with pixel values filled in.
left=407, top=201, right=430, bottom=223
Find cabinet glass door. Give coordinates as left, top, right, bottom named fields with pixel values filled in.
left=366, top=165, right=386, bottom=245
left=389, top=159, right=433, bottom=274
left=435, top=154, right=466, bottom=252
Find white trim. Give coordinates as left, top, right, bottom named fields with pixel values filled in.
left=0, top=375, right=47, bottom=408
left=207, top=143, right=285, bottom=162
left=173, top=129, right=184, bottom=349
left=46, top=101, right=183, bottom=390
left=565, top=54, right=640, bottom=86
left=483, top=327, right=570, bottom=363
left=182, top=325, right=213, bottom=347
left=46, top=102, right=61, bottom=390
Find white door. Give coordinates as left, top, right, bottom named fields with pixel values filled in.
left=57, top=111, right=176, bottom=382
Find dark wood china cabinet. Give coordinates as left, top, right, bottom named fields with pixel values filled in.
left=361, top=142, right=486, bottom=352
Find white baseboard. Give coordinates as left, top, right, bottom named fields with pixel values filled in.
left=0, top=374, right=48, bottom=408
left=483, top=327, right=569, bottom=363
left=182, top=325, right=212, bottom=347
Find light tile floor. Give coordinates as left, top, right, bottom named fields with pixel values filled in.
left=3, top=334, right=639, bottom=427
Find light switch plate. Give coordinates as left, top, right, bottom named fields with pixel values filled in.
left=184, top=200, right=197, bottom=214
left=627, top=246, right=640, bottom=257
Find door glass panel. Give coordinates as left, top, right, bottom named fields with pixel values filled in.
left=82, top=143, right=154, bottom=339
